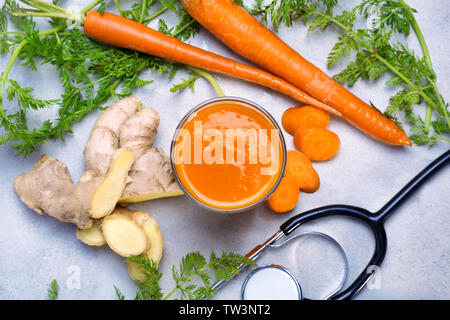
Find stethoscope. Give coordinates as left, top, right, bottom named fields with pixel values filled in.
left=211, top=149, right=450, bottom=300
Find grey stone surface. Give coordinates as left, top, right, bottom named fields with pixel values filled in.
left=0, top=0, right=449, bottom=300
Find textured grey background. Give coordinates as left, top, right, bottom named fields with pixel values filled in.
left=0, top=0, right=449, bottom=300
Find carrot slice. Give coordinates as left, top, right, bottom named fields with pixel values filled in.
left=285, top=150, right=320, bottom=193
left=294, top=127, right=340, bottom=161
left=267, top=176, right=300, bottom=214
left=282, top=106, right=330, bottom=135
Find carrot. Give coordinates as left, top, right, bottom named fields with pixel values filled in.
left=294, top=127, right=340, bottom=161
left=285, top=150, right=320, bottom=193
left=267, top=175, right=300, bottom=214
left=83, top=11, right=338, bottom=115
left=181, top=0, right=412, bottom=146
left=282, top=106, right=330, bottom=135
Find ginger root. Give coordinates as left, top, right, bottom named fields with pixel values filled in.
left=14, top=96, right=180, bottom=228
left=84, top=97, right=183, bottom=204
left=14, top=148, right=134, bottom=228
left=14, top=97, right=172, bottom=280
left=14, top=154, right=99, bottom=229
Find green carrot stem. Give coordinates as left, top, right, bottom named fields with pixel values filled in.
left=20, top=0, right=68, bottom=14
left=188, top=66, right=225, bottom=97
left=144, top=6, right=168, bottom=24
left=398, top=0, right=434, bottom=132
left=0, top=31, right=25, bottom=35
left=162, top=266, right=209, bottom=300
left=12, top=12, right=69, bottom=19
left=171, top=18, right=197, bottom=37
left=428, top=78, right=450, bottom=127
left=139, top=0, right=148, bottom=23
left=398, top=0, right=432, bottom=68
left=81, top=0, right=105, bottom=15
left=114, top=0, right=124, bottom=16
left=374, top=53, right=439, bottom=111
left=0, top=24, right=66, bottom=118
left=313, top=9, right=441, bottom=116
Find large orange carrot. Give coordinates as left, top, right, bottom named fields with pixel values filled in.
left=83, top=11, right=338, bottom=115
left=182, top=0, right=412, bottom=146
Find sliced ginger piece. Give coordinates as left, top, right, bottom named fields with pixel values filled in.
left=89, top=148, right=134, bottom=219
left=119, top=190, right=184, bottom=205
left=76, top=222, right=106, bottom=246
left=139, top=216, right=163, bottom=264
left=128, top=215, right=163, bottom=281
left=102, top=212, right=148, bottom=257
left=115, top=207, right=164, bottom=281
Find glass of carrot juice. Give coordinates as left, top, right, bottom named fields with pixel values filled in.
left=171, top=97, right=286, bottom=213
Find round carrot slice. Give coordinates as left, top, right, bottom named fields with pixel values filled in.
left=267, top=175, right=300, bottom=214
left=294, top=127, right=340, bottom=161
left=285, top=150, right=320, bottom=193
left=282, top=106, right=330, bottom=135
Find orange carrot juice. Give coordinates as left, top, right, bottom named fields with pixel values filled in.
left=171, top=97, right=285, bottom=212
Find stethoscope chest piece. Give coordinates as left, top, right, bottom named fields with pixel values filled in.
left=241, top=265, right=302, bottom=300
left=240, top=231, right=349, bottom=300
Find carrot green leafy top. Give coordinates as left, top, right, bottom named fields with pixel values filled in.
left=47, top=252, right=255, bottom=300
left=120, top=252, right=254, bottom=300
left=0, top=0, right=214, bottom=157
left=1, top=0, right=448, bottom=156
left=247, top=0, right=449, bottom=145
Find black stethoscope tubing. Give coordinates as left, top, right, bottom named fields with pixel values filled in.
left=280, top=149, right=450, bottom=299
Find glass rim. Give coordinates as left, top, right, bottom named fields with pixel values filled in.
left=170, top=96, right=287, bottom=214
